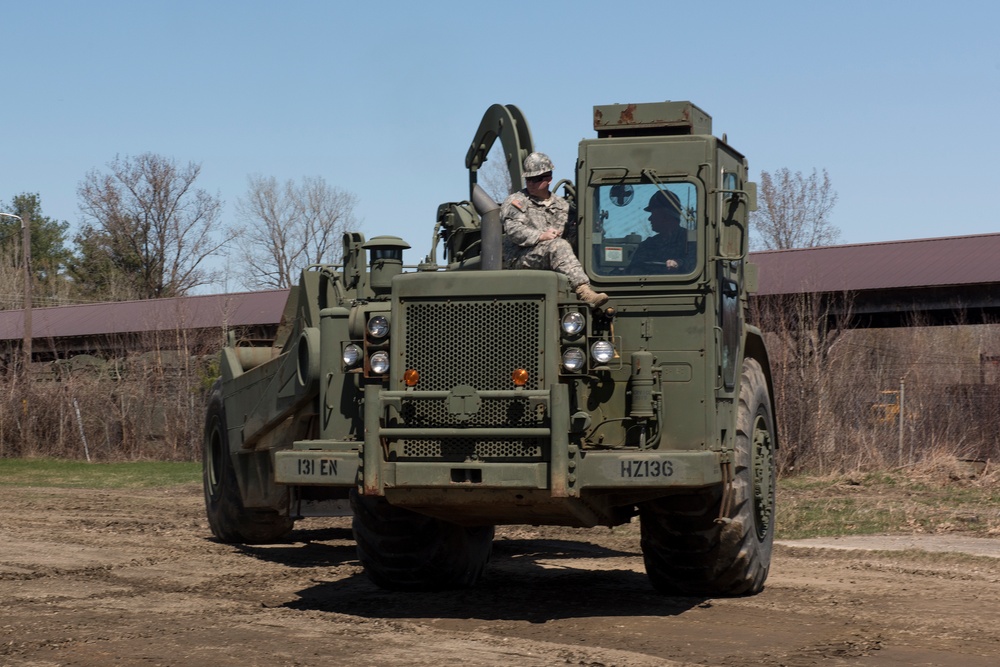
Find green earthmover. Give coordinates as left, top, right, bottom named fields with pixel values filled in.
left=203, top=101, right=777, bottom=596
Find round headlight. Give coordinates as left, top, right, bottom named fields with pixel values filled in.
left=343, top=343, right=362, bottom=367
left=369, top=351, right=390, bottom=375
left=562, top=347, right=586, bottom=372
left=561, top=311, right=586, bottom=336
left=591, top=340, right=616, bottom=364
left=367, top=315, right=389, bottom=339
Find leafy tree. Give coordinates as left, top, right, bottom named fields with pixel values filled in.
left=234, top=175, right=359, bottom=289
left=69, top=223, right=145, bottom=301
left=751, top=168, right=840, bottom=250
left=74, top=153, right=231, bottom=299
left=0, top=193, right=73, bottom=308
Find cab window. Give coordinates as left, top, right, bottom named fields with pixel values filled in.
left=591, top=182, right=698, bottom=277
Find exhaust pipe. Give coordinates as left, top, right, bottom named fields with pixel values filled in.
left=471, top=184, right=502, bottom=271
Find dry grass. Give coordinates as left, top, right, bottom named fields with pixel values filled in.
left=778, top=453, right=1000, bottom=540
left=0, top=338, right=218, bottom=461
left=752, top=293, right=1000, bottom=474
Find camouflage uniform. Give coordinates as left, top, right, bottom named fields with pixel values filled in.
left=501, top=190, right=590, bottom=289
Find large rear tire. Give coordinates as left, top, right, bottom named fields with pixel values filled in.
left=639, top=357, right=776, bottom=595
left=203, top=382, right=293, bottom=544
left=350, top=490, right=494, bottom=591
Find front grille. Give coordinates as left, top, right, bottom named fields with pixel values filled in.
left=402, top=299, right=542, bottom=391
left=395, top=298, right=547, bottom=461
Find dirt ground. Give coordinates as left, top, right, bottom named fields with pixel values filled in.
left=2, top=484, right=999, bottom=667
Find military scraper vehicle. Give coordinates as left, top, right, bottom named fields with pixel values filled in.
left=203, top=100, right=777, bottom=595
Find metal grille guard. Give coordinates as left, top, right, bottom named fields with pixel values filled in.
left=362, top=384, right=573, bottom=496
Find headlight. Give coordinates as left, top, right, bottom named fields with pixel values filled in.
left=561, top=311, right=585, bottom=336
left=369, top=351, right=390, bottom=375
left=343, top=343, right=362, bottom=367
left=367, top=315, right=389, bottom=339
left=590, top=340, right=616, bottom=364
left=562, top=347, right=586, bottom=372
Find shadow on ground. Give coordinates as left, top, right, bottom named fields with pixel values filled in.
left=279, top=537, right=705, bottom=622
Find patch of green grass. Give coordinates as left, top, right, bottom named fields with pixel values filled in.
left=776, top=472, right=1000, bottom=540
left=776, top=495, right=907, bottom=539
left=0, top=458, right=201, bottom=489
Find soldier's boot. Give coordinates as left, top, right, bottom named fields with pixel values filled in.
left=575, top=283, right=609, bottom=308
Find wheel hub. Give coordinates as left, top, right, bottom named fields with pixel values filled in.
left=751, top=414, right=774, bottom=538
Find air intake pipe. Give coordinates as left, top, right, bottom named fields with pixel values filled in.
left=471, top=184, right=502, bottom=271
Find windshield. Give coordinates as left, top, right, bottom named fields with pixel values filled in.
left=590, top=182, right=698, bottom=277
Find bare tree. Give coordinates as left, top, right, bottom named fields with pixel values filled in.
left=751, top=291, right=852, bottom=473
left=752, top=168, right=840, bottom=250
left=234, top=175, right=359, bottom=289
left=477, top=144, right=514, bottom=204
left=76, top=153, right=230, bottom=299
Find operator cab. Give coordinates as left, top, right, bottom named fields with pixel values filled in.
left=590, top=181, right=699, bottom=277
left=579, top=101, right=741, bottom=286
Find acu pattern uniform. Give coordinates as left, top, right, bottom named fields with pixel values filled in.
left=501, top=191, right=589, bottom=288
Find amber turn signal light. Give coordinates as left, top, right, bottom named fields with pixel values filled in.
left=511, top=368, right=529, bottom=386
left=404, top=369, right=420, bottom=386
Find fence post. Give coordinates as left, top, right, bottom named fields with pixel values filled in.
left=898, top=377, right=905, bottom=466
left=73, top=398, right=91, bottom=462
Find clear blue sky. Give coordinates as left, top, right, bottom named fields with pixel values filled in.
left=2, top=1, right=998, bottom=292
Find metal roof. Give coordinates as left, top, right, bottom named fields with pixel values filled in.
left=0, top=289, right=290, bottom=342
left=752, top=233, right=1000, bottom=296
left=4, top=232, right=1000, bottom=342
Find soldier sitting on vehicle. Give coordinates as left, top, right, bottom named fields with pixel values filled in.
left=627, top=190, right=694, bottom=274
left=501, top=152, right=608, bottom=307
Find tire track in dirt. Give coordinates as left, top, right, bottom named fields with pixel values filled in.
left=3, top=484, right=1000, bottom=666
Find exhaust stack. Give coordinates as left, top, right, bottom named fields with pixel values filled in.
left=471, top=184, right=502, bottom=271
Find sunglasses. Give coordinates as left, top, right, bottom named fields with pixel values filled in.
left=526, top=172, right=553, bottom=183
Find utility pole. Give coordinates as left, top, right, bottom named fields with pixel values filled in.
left=22, top=211, right=32, bottom=371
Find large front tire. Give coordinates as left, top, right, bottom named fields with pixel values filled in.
left=350, top=490, right=494, bottom=591
left=203, top=382, right=293, bottom=544
left=639, top=357, right=776, bottom=596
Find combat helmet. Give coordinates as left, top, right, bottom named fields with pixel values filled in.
left=523, top=152, right=554, bottom=178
